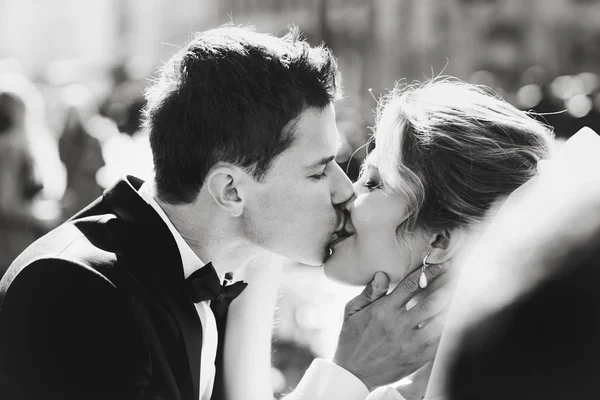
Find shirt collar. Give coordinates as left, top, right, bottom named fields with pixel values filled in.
left=138, top=182, right=205, bottom=280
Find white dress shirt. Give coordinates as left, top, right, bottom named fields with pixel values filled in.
left=138, top=183, right=218, bottom=400
left=137, top=182, right=372, bottom=400
left=294, top=359, right=370, bottom=400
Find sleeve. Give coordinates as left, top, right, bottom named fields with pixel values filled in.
left=290, top=358, right=370, bottom=400
left=0, top=258, right=152, bottom=400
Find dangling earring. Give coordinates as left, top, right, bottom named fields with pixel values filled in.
left=419, top=253, right=430, bottom=289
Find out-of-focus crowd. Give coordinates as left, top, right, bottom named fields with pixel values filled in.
left=0, top=60, right=153, bottom=276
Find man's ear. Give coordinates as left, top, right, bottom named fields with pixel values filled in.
left=205, top=165, right=246, bottom=217
left=426, top=227, right=467, bottom=264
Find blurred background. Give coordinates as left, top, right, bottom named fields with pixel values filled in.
left=1, top=0, right=599, bottom=396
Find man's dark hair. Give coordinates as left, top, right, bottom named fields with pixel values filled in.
left=142, top=26, right=341, bottom=204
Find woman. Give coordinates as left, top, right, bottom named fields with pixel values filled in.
left=323, top=78, right=555, bottom=399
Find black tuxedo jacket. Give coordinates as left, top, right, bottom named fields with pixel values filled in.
left=0, top=176, right=215, bottom=400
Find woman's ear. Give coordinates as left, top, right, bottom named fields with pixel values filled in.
left=426, top=227, right=467, bottom=264
left=205, top=165, right=246, bottom=217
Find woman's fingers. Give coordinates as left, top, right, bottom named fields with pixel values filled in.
left=410, top=283, right=453, bottom=328
left=405, top=268, right=452, bottom=312
left=389, top=263, right=446, bottom=308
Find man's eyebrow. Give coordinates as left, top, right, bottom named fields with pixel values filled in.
left=304, top=155, right=336, bottom=170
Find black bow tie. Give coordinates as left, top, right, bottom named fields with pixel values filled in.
left=185, top=262, right=247, bottom=315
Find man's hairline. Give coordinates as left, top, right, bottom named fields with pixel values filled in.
left=153, top=102, right=337, bottom=204
left=265, top=101, right=338, bottom=169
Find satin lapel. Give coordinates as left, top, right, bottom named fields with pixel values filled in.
left=103, top=176, right=203, bottom=400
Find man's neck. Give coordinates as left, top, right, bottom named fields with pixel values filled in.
left=154, top=193, right=263, bottom=279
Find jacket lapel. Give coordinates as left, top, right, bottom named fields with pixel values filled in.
left=102, top=176, right=203, bottom=400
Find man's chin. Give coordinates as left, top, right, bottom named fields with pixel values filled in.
left=304, top=254, right=328, bottom=267
left=282, top=250, right=327, bottom=268
left=281, top=242, right=340, bottom=267
left=306, top=246, right=332, bottom=267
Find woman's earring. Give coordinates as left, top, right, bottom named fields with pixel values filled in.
left=419, top=253, right=430, bottom=289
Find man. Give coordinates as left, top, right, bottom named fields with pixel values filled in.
left=0, top=27, right=445, bottom=400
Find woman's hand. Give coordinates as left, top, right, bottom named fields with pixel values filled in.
left=333, top=263, right=450, bottom=392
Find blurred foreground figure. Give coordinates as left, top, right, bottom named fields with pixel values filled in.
left=427, top=127, right=600, bottom=400
left=0, top=74, right=64, bottom=276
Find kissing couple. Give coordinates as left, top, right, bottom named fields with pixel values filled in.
left=0, top=26, right=555, bottom=400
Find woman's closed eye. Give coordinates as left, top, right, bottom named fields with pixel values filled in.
left=362, top=178, right=380, bottom=190
left=357, top=169, right=383, bottom=192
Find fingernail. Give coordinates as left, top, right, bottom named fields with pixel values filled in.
left=371, top=276, right=379, bottom=290
left=374, top=271, right=387, bottom=288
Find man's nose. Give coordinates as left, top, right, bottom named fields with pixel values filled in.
left=331, top=162, right=355, bottom=208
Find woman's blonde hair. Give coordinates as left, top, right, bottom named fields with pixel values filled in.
left=374, top=78, right=554, bottom=234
